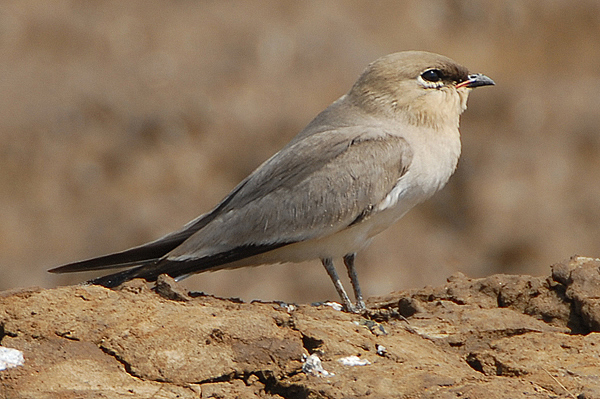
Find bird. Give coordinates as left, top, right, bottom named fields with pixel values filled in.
left=49, top=51, right=494, bottom=312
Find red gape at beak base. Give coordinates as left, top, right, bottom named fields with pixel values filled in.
left=456, top=73, right=495, bottom=89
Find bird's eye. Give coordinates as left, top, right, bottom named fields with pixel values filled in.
left=421, top=69, right=443, bottom=83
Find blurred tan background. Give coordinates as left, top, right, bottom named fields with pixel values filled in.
left=1, top=1, right=599, bottom=304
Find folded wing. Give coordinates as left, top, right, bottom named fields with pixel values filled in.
left=50, top=126, right=412, bottom=287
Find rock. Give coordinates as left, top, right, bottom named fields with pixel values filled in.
left=1, top=257, right=599, bottom=398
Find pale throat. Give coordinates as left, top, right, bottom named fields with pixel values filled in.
left=402, top=88, right=469, bottom=130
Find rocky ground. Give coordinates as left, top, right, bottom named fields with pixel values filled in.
left=1, top=255, right=599, bottom=398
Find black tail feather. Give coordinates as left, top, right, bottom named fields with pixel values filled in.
left=87, top=264, right=152, bottom=288
left=48, top=208, right=226, bottom=274
left=48, top=230, right=196, bottom=274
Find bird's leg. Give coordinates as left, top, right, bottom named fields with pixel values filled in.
left=343, top=253, right=365, bottom=311
left=321, top=258, right=355, bottom=312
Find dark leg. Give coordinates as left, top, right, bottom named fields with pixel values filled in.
left=343, top=253, right=365, bottom=311
left=321, top=258, right=355, bottom=312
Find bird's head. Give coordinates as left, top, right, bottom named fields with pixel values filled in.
left=348, top=51, right=494, bottom=129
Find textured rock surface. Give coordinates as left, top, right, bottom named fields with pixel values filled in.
left=1, top=256, right=599, bottom=398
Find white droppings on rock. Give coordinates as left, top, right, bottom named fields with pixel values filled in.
left=0, top=347, right=24, bottom=370
left=302, top=353, right=334, bottom=377
left=338, top=355, right=370, bottom=366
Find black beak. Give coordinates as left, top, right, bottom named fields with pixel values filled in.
left=456, top=73, right=495, bottom=89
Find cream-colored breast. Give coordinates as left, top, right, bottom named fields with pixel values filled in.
left=214, top=124, right=462, bottom=269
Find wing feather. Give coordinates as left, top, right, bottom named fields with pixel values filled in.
left=50, top=125, right=413, bottom=287
left=168, top=127, right=412, bottom=260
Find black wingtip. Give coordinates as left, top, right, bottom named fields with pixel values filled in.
left=54, top=242, right=294, bottom=289
left=48, top=239, right=184, bottom=274
left=48, top=256, right=158, bottom=274
left=48, top=228, right=198, bottom=275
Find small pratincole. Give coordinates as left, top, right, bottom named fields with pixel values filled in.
left=50, top=51, right=494, bottom=312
